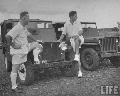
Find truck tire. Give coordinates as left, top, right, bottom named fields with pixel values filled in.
left=81, top=48, right=100, bottom=71
left=60, top=61, right=79, bottom=77
left=18, top=61, right=34, bottom=85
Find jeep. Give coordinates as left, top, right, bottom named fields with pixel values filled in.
left=80, top=22, right=120, bottom=70
left=1, top=19, right=120, bottom=85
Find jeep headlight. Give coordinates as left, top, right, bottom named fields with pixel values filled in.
left=116, top=39, right=118, bottom=43
left=99, top=40, right=101, bottom=43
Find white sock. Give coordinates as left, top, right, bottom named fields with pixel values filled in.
left=75, top=54, right=80, bottom=56
left=78, top=60, right=82, bottom=72
left=10, top=72, right=17, bottom=89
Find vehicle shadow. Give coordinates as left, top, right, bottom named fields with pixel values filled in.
left=33, top=58, right=120, bottom=84
left=99, top=58, right=120, bottom=70
left=34, top=67, right=65, bottom=83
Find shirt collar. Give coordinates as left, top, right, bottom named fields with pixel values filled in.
left=18, top=22, right=26, bottom=30
left=67, top=20, right=77, bottom=25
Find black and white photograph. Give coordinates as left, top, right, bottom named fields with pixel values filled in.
left=0, top=0, right=120, bottom=96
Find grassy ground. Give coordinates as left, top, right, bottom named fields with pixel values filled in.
left=0, top=49, right=120, bottom=96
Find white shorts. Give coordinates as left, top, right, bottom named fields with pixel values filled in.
left=70, top=35, right=84, bottom=52
left=10, top=42, right=43, bottom=64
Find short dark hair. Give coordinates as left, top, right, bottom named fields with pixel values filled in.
left=20, top=11, right=29, bottom=19
left=69, top=11, right=77, bottom=17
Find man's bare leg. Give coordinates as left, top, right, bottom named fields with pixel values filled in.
left=74, top=38, right=80, bottom=61
left=29, top=42, right=43, bottom=64
left=74, top=38, right=80, bottom=55
left=29, top=42, right=43, bottom=52
left=74, top=38, right=82, bottom=77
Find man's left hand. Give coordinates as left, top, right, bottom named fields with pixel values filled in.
left=72, top=35, right=79, bottom=39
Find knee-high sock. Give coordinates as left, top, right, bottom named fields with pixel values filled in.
left=10, top=72, right=17, bottom=89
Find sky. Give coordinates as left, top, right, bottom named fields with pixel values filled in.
left=0, top=0, right=120, bottom=28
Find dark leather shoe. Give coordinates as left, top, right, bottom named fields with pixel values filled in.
left=12, top=87, right=23, bottom=93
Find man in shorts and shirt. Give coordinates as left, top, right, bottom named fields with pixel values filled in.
left=5, top=11, right=43, bottom=92
left=117, top=22, right=120, bottom=32
left=59, top=11, right=84, bottom=77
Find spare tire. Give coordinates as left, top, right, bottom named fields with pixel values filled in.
left=81, top=48, right=100, bottom=71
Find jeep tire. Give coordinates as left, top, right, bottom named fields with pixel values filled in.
left=81, top=48, right=100, bottom=71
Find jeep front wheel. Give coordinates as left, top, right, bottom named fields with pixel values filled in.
left=81, top=48, right=100, bottom=71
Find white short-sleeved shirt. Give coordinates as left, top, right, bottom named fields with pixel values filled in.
left=6, top=22, right=31, bottom=64
left=7, top=22, right=30, bottom=47
left=62, top=20, right=82, bottom=37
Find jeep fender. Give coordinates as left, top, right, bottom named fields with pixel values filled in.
left=80, top=43, right=101, bottom=52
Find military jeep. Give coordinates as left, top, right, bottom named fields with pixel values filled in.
left=54, top=22, right=120, bottom=70
left=1, top=19, right=120, bottom=85
left=80, top=22, right=120, bottom=70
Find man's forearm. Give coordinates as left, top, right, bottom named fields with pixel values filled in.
left=59, top=34, right=65, bottom=42
left=5, top=35, right=12, bottom=52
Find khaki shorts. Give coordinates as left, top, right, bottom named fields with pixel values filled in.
left=10, top=42, right=43, bottom=64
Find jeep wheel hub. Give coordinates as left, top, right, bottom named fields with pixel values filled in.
left=85, top=54, right=93, bottom=66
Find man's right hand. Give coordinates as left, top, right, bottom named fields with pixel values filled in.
left=11, top=42, right=21, bottom=49
left=71, top=35, right=79, bottom=40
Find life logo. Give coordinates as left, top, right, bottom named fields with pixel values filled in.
left=101, top=85, right=119, bottom=95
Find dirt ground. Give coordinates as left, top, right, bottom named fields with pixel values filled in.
left=0, top=49, right=120, bottom=96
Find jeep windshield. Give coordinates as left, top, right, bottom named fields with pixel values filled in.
left=81, top=22, right=97, bottom=28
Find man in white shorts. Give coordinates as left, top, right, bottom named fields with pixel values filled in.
left=59, top=11, right=84, bottom=77
left=5, top=11, right=43, bottom=92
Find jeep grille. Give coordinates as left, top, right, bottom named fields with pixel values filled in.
left=99, top=37, right=118, bottom=52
